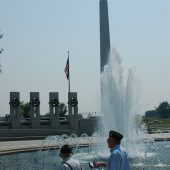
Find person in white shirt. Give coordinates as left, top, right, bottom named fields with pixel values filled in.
left=59, top=144, right=82, bottom=170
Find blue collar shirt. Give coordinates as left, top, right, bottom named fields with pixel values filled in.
left=107, top=144, right=131, bottom=170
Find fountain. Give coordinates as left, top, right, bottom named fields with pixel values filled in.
left=0, top=0, right=170, bottom=169
left=33, top=46, right=146, bottom=169
left=0, top=133, right=170, bottom=169
left=0, top=46, right=170, bottom=169
left=100, top=48, right=142, bottom=136
left=100, top=48, right=146, bottom=156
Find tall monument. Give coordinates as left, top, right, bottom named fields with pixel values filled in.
left=99, top=0, right=111, bottom=72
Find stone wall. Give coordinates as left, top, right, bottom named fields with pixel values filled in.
left=0, top=117, right=100, bottom=138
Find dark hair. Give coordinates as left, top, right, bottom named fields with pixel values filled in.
left=60, top=144, right=73, bottom=154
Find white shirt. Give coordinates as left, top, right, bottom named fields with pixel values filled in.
left=59, top=157, right=82, bottom=170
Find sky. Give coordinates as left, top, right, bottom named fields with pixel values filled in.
left=0, top=0, right=170, bottom=116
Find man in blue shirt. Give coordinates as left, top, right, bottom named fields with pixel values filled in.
left=107, top=130, right=130, bottom=170
left=89, top=130, right=131, bottom=170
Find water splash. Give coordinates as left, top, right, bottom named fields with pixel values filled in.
left=100, top=48, right=143, bottom=150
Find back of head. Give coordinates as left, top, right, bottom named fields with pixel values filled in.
left=60, top=144, right=73, bottom=154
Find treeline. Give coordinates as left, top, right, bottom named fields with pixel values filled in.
left=20, top=102, right=67, bottom=118
left=145, top=101, right=170, bottom=118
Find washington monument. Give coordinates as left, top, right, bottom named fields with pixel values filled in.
left=99, top=0, right=111, bottom=72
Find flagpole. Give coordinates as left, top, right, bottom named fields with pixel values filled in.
left=68, top=51, right=71, bottom=93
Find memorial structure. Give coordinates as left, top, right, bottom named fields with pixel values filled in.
left=0, top=0, right=110, bottom=138
left=0, top=92, right=99, bottom=138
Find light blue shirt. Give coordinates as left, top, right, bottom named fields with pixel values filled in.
left=107, top=145, right=131, bottom=170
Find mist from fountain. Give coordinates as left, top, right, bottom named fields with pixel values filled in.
left=100, top=47, right=145, bottom=156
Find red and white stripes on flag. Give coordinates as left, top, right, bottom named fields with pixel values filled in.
left=64, top=57, right=69, bottom=79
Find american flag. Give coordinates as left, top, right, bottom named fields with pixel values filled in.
left=64, top=57, right=69, bottom=79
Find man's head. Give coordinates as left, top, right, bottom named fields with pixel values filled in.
left=59, top=144, right=73, bottom=159
left=107, top=130, right=123, bottom=148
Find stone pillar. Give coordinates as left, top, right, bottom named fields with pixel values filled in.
left=9, top=92, right=20, bottom=128
left=68, top=92, right=78, bottom=117
left=68, top=92, right=79, bottom=134
left=49, top=92, right=60, bottom=129
left=30, top=92, right=40, bottom=129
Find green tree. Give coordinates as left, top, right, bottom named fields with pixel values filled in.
left=20, top=102, right=30, bottom=118
left=44, top=112, right=50, bottom=117
left=44, top=103, right=67, bottom=117
left=156, top=101, right=170, bottom=118
left=59, top=103, right=67, bottom=117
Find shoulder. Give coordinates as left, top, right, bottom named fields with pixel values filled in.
left=120, top=147, right=128, bottom=156
left=67, top=158, right=82, bottom=169
left=110, top=149, right=122, bottom=160
left=112, top=149, right=121, bottom=155
left=60, top=163, right=68, bottom=170
left=68, top=158, right=81, bottom=165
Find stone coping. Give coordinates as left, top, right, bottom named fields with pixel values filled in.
left=0, top=140, right=43, bottom=155
left=0, top=133, right=170, bottom=155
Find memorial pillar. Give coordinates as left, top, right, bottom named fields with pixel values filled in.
left=30, top=92, right=40, bottom=129
left=9, top=92, right=20, bottom=128
left=49, top=92, right=60, bottom=129
left=68, top=92, right=79, bottom=134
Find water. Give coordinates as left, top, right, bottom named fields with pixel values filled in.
left=99, top=47, right=148, bottom=159
left=0, top=137, right=170, bottom=170
left=100, top=48, right=142, bottom=138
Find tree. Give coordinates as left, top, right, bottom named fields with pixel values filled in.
left=44, top=103, right=67, bottom=117
left=59, top=103, right=67, bottom=117
left=20, top=102, right=30, bottom=118
left=156, top=101, right=170, bottom=118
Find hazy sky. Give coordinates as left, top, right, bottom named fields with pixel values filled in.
left=0, top=0, right=170, bottom=116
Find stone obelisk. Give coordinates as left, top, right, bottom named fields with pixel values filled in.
left=99, top=0, right=111, bottom=72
